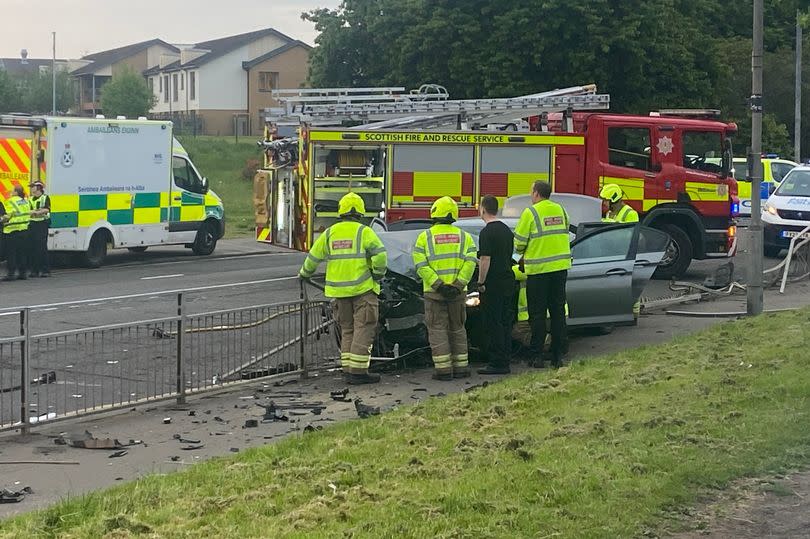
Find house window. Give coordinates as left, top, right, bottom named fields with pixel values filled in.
left=172, top=74, right=179, bottom=102
left=159, top=77, right=162, bottom=92
left=258, top=71, right=279, bottom=92
left=148, top=78, right=154, bottom=93
left=190, top=72, right=196, bottom=100
left=180, top=73, right=184, bottom=91
left=164, top=75, right=169, bottom=103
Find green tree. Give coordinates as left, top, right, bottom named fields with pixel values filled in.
left=100, top=68, right=156, bottom=118
left=0, top=69, right=22, bottom=113
left=16, top=70, right=73, bottom=114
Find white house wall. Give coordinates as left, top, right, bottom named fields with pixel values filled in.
left=197, top=47, right=252, bottom=110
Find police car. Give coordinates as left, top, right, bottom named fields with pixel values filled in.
left=733, top=155, right=798, bottom=216
left=762, top=166, right=810, bottom=257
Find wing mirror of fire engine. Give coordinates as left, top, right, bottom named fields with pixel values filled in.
left=721, top=138, right=733, bottom=178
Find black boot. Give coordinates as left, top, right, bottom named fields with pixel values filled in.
left=452, top=368, right=471, bottom=378
left=432, top=371, right=452, bottom=381
left=347, top=372, right=381, bottom=385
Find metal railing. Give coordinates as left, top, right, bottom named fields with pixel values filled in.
left=0, top=283, right=338, bottom=434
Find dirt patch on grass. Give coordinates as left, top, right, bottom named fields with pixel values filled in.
left=670, top=471, right=810, bottom=538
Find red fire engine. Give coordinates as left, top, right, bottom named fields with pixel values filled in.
left=255, top=87, right=738, bottom=278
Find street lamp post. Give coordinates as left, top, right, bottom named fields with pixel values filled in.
left=747, top=0, right=764, bottom=316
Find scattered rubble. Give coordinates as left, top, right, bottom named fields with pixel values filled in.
left=0, top=486, right=33, bottom=504
left=354, top=399, right=380, bottom=418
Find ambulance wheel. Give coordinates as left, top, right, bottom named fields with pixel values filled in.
left=192, top=221, right=218, bottom=256
left=652, top=224, right=692, bottom=280
left=84, top=230, right=109, bottom=268
left=127, top=247, right=148, bottom=253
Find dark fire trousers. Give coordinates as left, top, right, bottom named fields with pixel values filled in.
left=4, top=230, right=29, bottom=278
left=526, top=270, right=568, bottom=359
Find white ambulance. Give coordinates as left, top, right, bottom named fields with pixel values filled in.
left=0, top=115, right=225, bottom=266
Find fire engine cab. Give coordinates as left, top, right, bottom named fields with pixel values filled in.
left=254, top=86, right=738, bottom=278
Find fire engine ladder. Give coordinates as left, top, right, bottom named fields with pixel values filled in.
left=263, top=84, right=609, bottom=129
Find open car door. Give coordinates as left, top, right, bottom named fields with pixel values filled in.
left=566, top=223, right=639, bottom=327
left=632, top=226, right=670, bottom=305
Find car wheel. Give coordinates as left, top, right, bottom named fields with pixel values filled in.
left=84, top=230, right=109, bottom=268
left=191, top=221, right=218, bottom=256
left=764, top=245, right=783, bottom=258
left=653, top=224, right=693, bottom=280
left=127, top=246, right=148, bottom=253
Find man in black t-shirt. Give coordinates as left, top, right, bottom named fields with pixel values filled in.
left=476, top=195, right=515, bottom=375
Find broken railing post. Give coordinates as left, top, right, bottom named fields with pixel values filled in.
left=19, top=308, right=30, bottom=436
left=176, top=292, right=186, bottom=404
left=299, top=279, right=309, bottom=379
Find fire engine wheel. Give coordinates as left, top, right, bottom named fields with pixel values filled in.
left=191, top=221, right=218, bottom=256
left=652, top=223, right=693, bottom=280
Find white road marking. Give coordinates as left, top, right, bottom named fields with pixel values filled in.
left=1, top=275, right=300, bottom=313
left=141, top=273, right=185, bottom=281
left=32, top=307, right=59, bottom=313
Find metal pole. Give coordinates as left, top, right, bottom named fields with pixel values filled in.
left=748, top=0, right=765, bottom=316
left=796, top=11, right=803, bottom=163
left=19, top=309, right=30, bottom=435
left=299, top=280, right=308, bottom=378
left=176, top=292, right=186, bottom=404
left=51, top=32, right=56, bottom=116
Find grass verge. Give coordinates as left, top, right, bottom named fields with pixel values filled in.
left=3, top=309, right=810, bottom=538
left=177, top=136, right=259, bottom=238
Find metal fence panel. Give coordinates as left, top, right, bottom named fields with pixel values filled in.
left=0, top=295, right=339, bottom=434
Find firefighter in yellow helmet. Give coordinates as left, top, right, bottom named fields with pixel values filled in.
left=299, top=193, right=388, bottom=384
left=600, top=184, right=639, bottom=223
left=600, top=183, right=642, bottom=321
left=413, top=196, right=478, bottom=380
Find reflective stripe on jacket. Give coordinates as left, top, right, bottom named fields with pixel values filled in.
left=602, top=204, right=639, bottom=223
left=30, top=194, right=49, bottom=223
left=512, top=265, right=529, bottom=321
left=4, top=196, right=31, bottom=233
left=299, top=220, right=387, bottom=298
left=514, top=199, right=571, bottom=275
left=413, top=224, right=477, bottom=293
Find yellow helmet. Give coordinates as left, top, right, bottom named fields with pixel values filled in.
left=430, top=196, right=459, bottom=222
left=599, top=184, right=624, bottom=204
left=338, top=192, right=366, bottom=216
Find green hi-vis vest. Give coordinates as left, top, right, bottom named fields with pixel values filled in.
left=299, top=220, right=387, bottom=298
left=514, top=199, right=572, bottom=276
left=602, top=204, right=639, bottom=223
left=30, top=194, right=49, bottom=223
left=4, top=196, right=31, bottom=233
left=413, top=224, right=478, bottom=293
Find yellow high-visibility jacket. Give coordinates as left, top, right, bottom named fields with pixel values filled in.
left=514, top=199, right=571, bottom=275
left=299, top=220, right=387, bottom=298
left=412, top=223, right=477, bottom=293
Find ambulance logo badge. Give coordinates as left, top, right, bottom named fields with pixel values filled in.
left=656, top=136, right=673, bottom=156
left=61, top=146, right=74, bottom=168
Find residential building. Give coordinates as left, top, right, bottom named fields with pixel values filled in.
left=70, top=39, right=179, bottom=116
left=144, top=27, right=311, bottom=136
left=0, top=57, right=71, bottom=76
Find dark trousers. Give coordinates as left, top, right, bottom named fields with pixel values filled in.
left=28, top=221, right=49, bottom=274
left=4, top=230, right=29, bottom=277
left=481, top=283, right=514, bottom=368
left=527, top=270, right=568, bottom=359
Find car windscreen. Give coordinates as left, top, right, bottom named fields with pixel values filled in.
left=774, top=170, right=810, bottom=197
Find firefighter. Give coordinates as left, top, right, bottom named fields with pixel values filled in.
left=1, top=185, right=32, bottom=281
left=600, top=184, right=639, bottom=223
left=514, top=180, right=571, bottom=369
left=413, top=196, right=478, bottom=381
left=28, top=181, right=51, bottom=278
left=298, top=193, right=387, bottom=385
left=600, top=183, right=641, bottom=321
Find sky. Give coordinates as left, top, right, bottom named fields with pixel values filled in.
left=0, top=0, right=341, bottom=59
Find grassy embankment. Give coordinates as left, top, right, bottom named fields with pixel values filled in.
left=177, top=136, right=259, bottom=238
left=3, top=309, right=810, bottom=537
